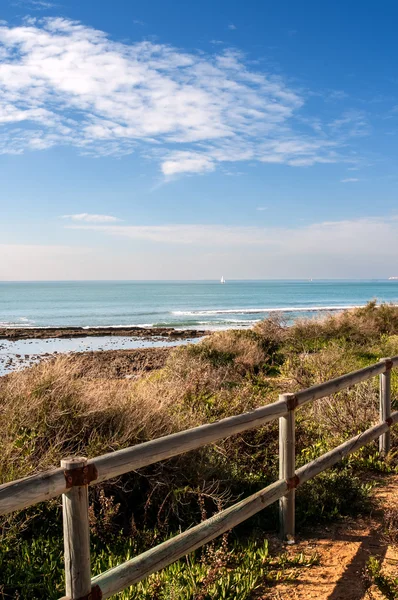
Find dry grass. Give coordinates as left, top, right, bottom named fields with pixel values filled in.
left=3, top=303, right=398, bottom=485
left=3, top=303, right=398, bottom=599
left=309, top=381, right=379, bottom=439
left=280, top=341, right=360, bottom=389
left=203, top=329, right=275, bottom=372
left=382, top=506, right=398, bottom=546
left=0, top=328, right=277, bottom=492
left=288, top=301, right=398, bottom=347
left=0, top=356, right=189, bottom=482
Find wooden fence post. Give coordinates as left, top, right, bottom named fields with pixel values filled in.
left=379, top=359, right=391, bottom=456
left=279, top=394, right=296, bottom=543
left=61, top=457, right=92, bottom=600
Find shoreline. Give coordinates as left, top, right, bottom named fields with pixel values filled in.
left=0, top=325, right=208, bottom=341
left=0, top=327, right=207, bottom=376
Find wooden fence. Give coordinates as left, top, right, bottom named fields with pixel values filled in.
left=1, top=356, right=397, bottom=599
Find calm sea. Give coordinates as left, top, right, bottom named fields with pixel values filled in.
left=1, top=280, right=398, bottom=330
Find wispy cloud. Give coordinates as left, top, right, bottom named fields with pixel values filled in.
left=0, top=18, right=365, bottom=176
left=62, top=213, right=121, bottom=223
left=329, top=110, right=370, bottom=137
left=256, top=206, right=268, bottom=211
left=12, top=1, right=58, bottom=9
left=4, top=216, right=398, bottom=279
left=66, top=216, right=398, bottom=254
left=341, top=177, right=359, bottom=183
left=228, top=23, right=237, bottom=30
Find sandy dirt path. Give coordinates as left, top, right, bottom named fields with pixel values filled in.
left=259, top=475, right=398, bottom=600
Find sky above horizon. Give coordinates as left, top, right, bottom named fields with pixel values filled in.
left=1, top=0, right=398, bottom=280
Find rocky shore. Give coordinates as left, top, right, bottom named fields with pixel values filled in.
left=0, top=326, right=207, bottom=341
left=0, top=327, right=206, bottom=376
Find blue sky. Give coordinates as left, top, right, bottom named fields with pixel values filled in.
left=1, top=0, right=398, bottom=279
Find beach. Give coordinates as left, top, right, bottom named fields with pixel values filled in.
left=1, top=280, right=398, bottom=375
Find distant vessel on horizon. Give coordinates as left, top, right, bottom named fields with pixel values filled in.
left=388, top=277, right=398, bottom=280
left=220, top=276, right=226, bottom=284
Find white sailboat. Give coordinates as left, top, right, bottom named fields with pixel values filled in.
left=220, top=275, right=226, bottom=284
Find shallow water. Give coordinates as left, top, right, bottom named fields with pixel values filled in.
left=0, top=336, right=198, bottom=376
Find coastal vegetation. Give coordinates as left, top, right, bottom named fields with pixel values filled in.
left=1, top=301, right=398, bottom=599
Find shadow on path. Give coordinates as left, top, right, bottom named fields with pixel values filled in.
left=327, top=525, right=388, bottom=600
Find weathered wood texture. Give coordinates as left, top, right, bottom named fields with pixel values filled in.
left=296, top=410, right=398, bottom=485
left=91, top=410, right=398, bottom=598
left=0, top=468, right=66, bottom=517
left=2, top=356, right=398, bottom=518
left=379, top=359, right=391, bottom=455
left=0, top=398, right=288, bottom=516
left=61, top=457, right=92, bottom=600
left=294, top=357, right=398, bottom=408
left=279, top=396, right=295, bottom=542
left=91, top=478, right=288, bottom=598
left=91, top=399, right=287, bottom=482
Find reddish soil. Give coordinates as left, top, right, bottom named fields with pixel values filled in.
left=259, top=476, right=398, bottom=600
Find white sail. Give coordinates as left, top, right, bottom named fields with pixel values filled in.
left=220, top=276, right=225, bottom=284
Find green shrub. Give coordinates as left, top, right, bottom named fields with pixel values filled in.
left=2, top=301, right=398, bottom=598
left=296, top=469, right=372, bottom=524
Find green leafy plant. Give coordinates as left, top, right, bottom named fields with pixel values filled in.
left=365, top=556, right=398, bottom=599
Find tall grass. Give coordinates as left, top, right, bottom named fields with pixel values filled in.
left=1, top=301, right=398, bottom=598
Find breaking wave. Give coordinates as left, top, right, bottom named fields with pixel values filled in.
left=172, top=305, right=362, bottom=316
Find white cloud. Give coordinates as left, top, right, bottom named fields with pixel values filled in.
left=256, top=206, right=268, bottom=211
left=0, top=18, right=363, bottom=176
left=341, top=178, right=359, bottom=183
left=329, top=110, right=369, bottom=137
left=66, top=216, right=398, bottom=256
left=62, top=213, right=121, bottom=223
left=228, top=23, right=237, bottom=30
left=12, top=1, right=58, bottom=9
left=3, top=216, right=398, bottom=279
left=161, top=151, right=215, bottom=176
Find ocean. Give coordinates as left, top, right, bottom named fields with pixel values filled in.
left=1, top=280, right=398, bottom=330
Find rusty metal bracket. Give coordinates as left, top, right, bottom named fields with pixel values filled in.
left=384, top=359, right=393, bottom=371
left=286, top=394, right=298, bottom=411
left=88, top=585, right=103, bottom=600
left=64, top=463, right=98, bottom=488
left=286, top=475, right=300, bottom=490
left=66, top=586, right=103, bottom=600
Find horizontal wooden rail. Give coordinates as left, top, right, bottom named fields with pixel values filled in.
left=91, top=410, right=398, bottom=598
left=294, top=357, right=398, bottom=408
left=295, top=411, right=398, bottom=484
left=92, top=479, right=288, bottom=598
left=0, top=400, right=288, bottom=516
left=1, top=354, right=397, bottom=599
left=91, top=398, right=287, bottom=485
left=0, top=470, right=67, bottom=518
left=1, top=356, right=396, bottom=518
